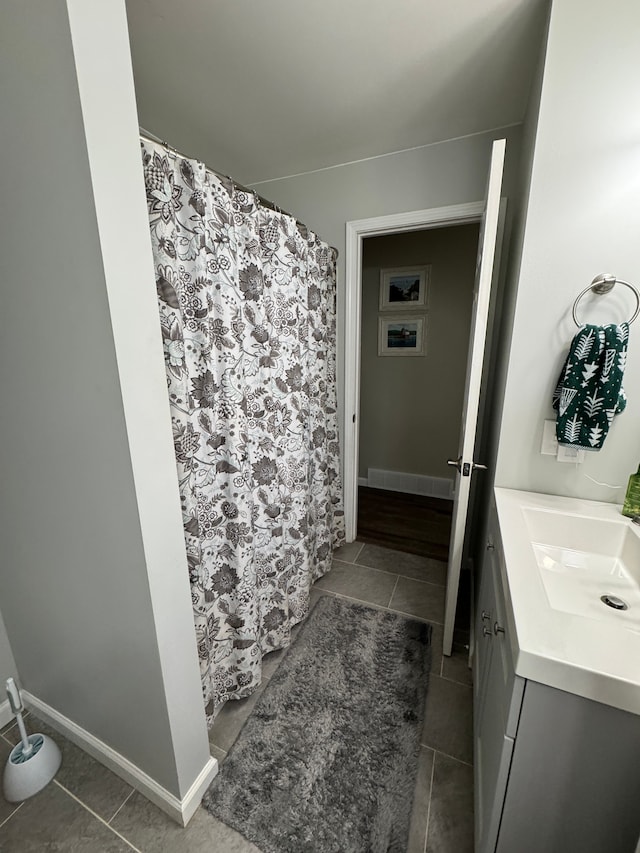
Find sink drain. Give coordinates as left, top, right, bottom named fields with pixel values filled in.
left=600, top=594, right=628, bottom=611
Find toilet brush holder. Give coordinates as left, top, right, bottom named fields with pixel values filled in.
left=2, top=678, right=61, bottom=803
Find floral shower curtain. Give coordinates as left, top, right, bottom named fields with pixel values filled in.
left=141, top=140, right=344, bottom=721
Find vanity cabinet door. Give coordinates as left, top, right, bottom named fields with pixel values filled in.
left=474, top=537, right=496, bottom=720
left=496, top=681, right=640, bottom=853
left=474, top=539, right=513, bottom=853
left=474, top=509, right=525, bottom=853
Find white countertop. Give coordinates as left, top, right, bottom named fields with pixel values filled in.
left=494, top=487, right=640, bottom=716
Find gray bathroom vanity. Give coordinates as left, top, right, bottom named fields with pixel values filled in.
left=474, top=488, right=640, bottom=853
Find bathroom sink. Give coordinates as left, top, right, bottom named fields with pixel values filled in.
left=493, top=488, right=640, bottom=716
left=523, top=508, right=640, bottom=628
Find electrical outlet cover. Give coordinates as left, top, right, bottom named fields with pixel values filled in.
left=557, top=445, right=585, bottom=464
left=541, top=420, right=559, bottom=456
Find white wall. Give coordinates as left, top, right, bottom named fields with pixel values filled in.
left=0, top=0, right=210, bottom=801
left=0, top=614, right=17, bottom=682
left=0, top=611, right=18, bottom=722
left=66, top=0, right=211, bottom=800
left=495, top=0, right=640, bottom=500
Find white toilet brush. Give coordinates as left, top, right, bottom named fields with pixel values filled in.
left=2, top=678, right=61, bottom=802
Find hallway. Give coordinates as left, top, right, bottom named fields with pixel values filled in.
left=357, top=487, right=453, bottom=561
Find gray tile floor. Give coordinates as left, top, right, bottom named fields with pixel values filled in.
left=0, top=542, right=473, bottom=852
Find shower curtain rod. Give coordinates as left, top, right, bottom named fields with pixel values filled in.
left=139, top=127, right=338, bottom=257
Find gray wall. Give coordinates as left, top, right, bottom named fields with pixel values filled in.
left=469, top=2, right=550, bottom=567
left=251, top=126, right=524, bottom=461
left=251, top=126, right=523, bottom=283
left=359, top=226, right=479, bottom=480
left=495, top=0, right=640, bottom=500
left=0, top=0, right=210, bottom=798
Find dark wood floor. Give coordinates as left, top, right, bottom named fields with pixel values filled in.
left=356, top=486, right=453, bottom=561
left=356, top=485, right=471, bottom=644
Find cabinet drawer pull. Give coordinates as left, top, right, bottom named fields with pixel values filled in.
left=483, top=626, right=492, bottom=637
left=481, top=610, right=491, bottom=622
left=493, top=622, right=505, bottom=636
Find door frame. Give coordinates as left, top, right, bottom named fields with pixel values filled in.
left=343, top=201, right=485, bottom=542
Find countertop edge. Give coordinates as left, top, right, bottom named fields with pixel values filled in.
left=494, top=486, right=640, bottom=717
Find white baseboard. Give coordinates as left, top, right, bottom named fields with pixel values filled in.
left=362, top=468, right=455, bottom=500
left=22, top=691, right=218, bottom=826
left=0, top=699, right=13, bottom=730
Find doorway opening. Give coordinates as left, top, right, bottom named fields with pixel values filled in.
left=353, top=221, right=481, bottom=650
left=344, top=140, right=506, bottom=659
left=356, top=223, right=480, bottom=556
left=343, top=202, right=484, bottom=542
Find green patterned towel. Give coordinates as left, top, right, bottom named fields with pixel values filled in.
left=552, top=323, right=628, bottom=450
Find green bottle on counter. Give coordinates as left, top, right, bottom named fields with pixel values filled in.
left=622, top=464, right=640, bottom=518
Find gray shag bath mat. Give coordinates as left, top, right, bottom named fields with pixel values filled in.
left=203, top=594, right=432, bottom=853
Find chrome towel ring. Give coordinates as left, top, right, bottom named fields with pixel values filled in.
left=572, top=273, right=640, bottom=326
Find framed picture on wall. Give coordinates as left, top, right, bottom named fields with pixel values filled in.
left=379, top=266, right=430, bottom=310
left=378, top=315, right=427, bottom=357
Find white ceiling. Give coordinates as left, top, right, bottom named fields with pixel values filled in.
left=126, top=0, right=548, bottom=185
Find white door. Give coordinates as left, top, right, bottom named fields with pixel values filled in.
left=442, top=138, right=506, bottom=656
